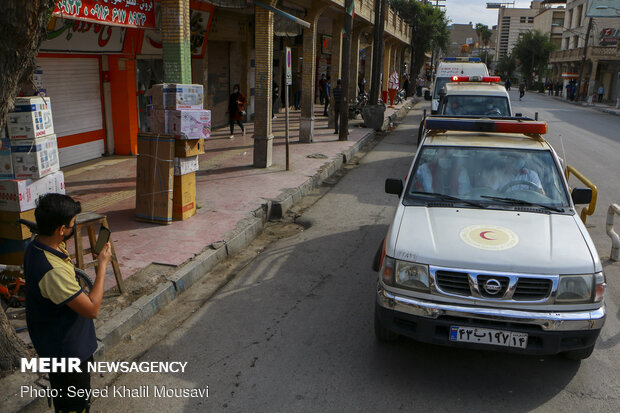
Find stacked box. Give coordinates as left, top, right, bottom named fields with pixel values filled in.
left=0, top=209, right=36, bottom=240
left=175, top=138, right=205, bottom=157
left=0, top=171, right=65, bottom=212
left=147, top=84, right=204, bottom=110
left=11, top=134, right=60, bottom=179
left=169, top=110, right=211, bottom=140
left=7, top=97, right=54, bottom=139
left=173, top=173, right=196, bottom=221
left=0, top=138, right=13, bottom=180
left=135, top=133, right=175, bottom=224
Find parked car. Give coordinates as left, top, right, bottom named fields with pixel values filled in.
left=375, top=117, right=606, bottom=360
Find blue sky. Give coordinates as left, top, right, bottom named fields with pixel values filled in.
left=444, top=0, right=533, bottom=28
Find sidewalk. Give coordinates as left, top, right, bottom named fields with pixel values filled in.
left=1, top=98, right=420, bottom=412
left=545, top=93, right=620, bottom=117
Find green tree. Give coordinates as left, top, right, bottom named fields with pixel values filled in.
left=512, top=30, right=556, bottom=88
left=390, top=0, right=450, bottom=79
left=475, top=23, right=493, bottom=64
left=0, top=0, right=55, bottom=376
left=496, top=54, right=517, bottom=81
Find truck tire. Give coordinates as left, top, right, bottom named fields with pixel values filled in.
left=562, top=345, right=595, bottom=360
left=375, top=305, right=399, bottom=342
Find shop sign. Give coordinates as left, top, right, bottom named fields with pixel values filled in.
left=600, top=28, right=620, bottom=45
left=53, top=0, right=156, bottom=28
left=41, top=16, right=126, bottom=53
left=140, top=3, right=214, bottom=57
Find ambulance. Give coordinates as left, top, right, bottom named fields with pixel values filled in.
left=431, top=58, right=489, bottom=114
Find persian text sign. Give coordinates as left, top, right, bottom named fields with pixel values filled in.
left=53, top=0, right=156, bottom=28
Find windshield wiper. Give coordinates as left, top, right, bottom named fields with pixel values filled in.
left=480, top=196, right=564, bottom=213
left=413, top=192, right=486, bottom=208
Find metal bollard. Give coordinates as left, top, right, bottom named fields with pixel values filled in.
left=607, top=204, right=620, bottom=261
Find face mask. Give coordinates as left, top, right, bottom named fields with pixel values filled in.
left=63, top=226, right=75, bottom=242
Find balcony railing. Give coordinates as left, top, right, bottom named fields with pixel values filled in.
left=551, top=46, right=620, bottom=62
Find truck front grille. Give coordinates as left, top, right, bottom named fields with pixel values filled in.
left=513, top=278, right=552, bottom=300
left=435, top=270, right=470, bottom=295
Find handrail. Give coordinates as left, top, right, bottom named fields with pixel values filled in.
left=565, top=165, right=598, bottom=224
left=607, top=204, right=620, bottom=261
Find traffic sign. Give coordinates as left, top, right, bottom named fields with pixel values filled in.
left=286, top=47, right=292, bottom=86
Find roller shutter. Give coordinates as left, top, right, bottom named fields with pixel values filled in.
left=36, top=57, right=105, bottom=166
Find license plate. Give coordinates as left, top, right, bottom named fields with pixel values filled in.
left=449, top=326, right=528, bottom=349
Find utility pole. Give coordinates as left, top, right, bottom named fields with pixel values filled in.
left=370, top=0, right=387, bottom=105
left=339, top=0, right=354, bottom=141
left=577, top=17, right=593, bottom=101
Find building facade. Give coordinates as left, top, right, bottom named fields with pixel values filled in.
left=533, top=3, right=565, bottom=49
left=495, top=1, right=543, bottom=60
left=549, top=0, right=620, bottom=101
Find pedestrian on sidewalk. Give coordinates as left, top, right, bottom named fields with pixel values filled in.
left=547, top=81, right=553, bottom=96
left=403, top=75, right=410, bottom=98
left=318, top=74, right=327, bottom=105
left=519, top=81, right=525, bottom=101
left=272, top=80, right=280, bottom=119
left=323, top=75, right=331, bottom=116
left=598, top=84, right=604, bottom=102
left=333, top=79, right=343, bottom=134
left=570, top=83, right=577, bottom=101
left=505, top=79, right=511, bottom=91
left=227, top=84, right=246, bottom=139
left=417, top=77, right=424, bottom=97
left=358, top=72, right=366, bottom=96
left=25, top=193, right=112, bottom=413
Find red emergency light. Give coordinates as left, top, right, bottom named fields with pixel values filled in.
left=425, top=118, right=548, bottom=135
left=450, top=76, right=501, bottom=83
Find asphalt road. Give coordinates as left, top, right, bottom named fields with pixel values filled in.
left=92, top=98, right=620, bottom=412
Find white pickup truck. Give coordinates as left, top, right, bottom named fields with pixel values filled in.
left=375, top=117, right=606, bottom=360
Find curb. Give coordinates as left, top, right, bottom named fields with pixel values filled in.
left=549, top=95, right=620, bottom=117
left=7, top=97, right=419, bottom=413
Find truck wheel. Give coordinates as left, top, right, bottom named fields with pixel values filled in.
left=375, top=305, right=399, bottom=342
left=562, top=345, right=595, bottom=360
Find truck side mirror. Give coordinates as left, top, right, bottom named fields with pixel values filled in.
left=515, top=112, right=522, bottom=117
left=571, top=188, right=592, bottom=205
left=385, top=179, right=404, bottom=196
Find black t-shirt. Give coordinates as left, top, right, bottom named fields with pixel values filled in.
left=25, top=240, right=96, bottom=362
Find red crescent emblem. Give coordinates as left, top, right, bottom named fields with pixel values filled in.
left=479, top=231, right=496, bottom=241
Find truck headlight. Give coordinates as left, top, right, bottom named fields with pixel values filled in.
left=395, top=261, right=430, bottom=292
left=556, top=274, right=595, bottom=303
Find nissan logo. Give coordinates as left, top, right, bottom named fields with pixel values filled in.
left=483, top=278, right=502, bottom=295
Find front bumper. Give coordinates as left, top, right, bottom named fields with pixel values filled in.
left=377, top=285, right=605, bottom=354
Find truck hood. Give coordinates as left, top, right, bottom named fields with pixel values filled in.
left=393, top=207, right=595, bottom=274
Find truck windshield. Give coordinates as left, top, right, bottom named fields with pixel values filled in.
left=433, top=77, right=450, bottom=99
left=442, top=95, right=510, bottom=117
left=405, top=146, right=570, bottom=210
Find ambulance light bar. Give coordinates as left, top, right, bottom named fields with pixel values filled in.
left=450, top=76, right=501, bottom=83
left=443, top=57, right=482, bottom=62
left=425, top=118, right=548, bottom=135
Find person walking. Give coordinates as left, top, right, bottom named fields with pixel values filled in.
left=272, top=80, right=279, bottom=119
left=597, top=84, right=604, bottom=102
left=417, top=77, right=424, bottom=97
left=25, top=193, right=112, bottom=413
left=403, top=74, right=410, bottom=98
left=358, top=72, right=366, bottom=96
left=227, top=84, right=246, bottom=139
left=505, top=78, right=511, bottom=91
left=323, top=75, right=331, bottom=116
left=318, top=74, right=327, bottom=105
left=519, top=81, right=525, bottom=101
left=547, top=81, right=554, bottom=96
left=332, top=79, right=343, bottom=134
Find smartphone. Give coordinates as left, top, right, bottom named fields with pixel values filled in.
left=94, top=225, right=111, bottom=255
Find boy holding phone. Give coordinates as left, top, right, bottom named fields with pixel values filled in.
left=25, top=193, right=112, bottom=413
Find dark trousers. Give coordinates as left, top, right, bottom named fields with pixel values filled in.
left=48, top=356, right=92, bottom=413
left=598, top=94, right=603, bottom=102
left=229, top=119, right=244, bottom=134
left=294, top=91, right=301, bottom=109
left=334, top=107, right=340, bottom=133
left=324, top=98, right=329, bottom=116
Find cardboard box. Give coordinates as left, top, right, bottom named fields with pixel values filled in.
left=148, top=107, right=168, bottom=135
left=147, top=84, right=204, bottom=110
left=174, top=156, right=199, bottom=176
left=136, top=133, right=175, bottom=224
left=0, top=238, right=30, bottom=265
left=7, top=97, right=54, bottom=139
left=0, top=209, right=36, bottom=240
left=175, top=138, right=205, bottom=157
left=169, top=110, right=211, bottom=140
left=0, top=171, right=65, bottom=212
left=11, top=134, right=59, bottom=179
left=0, top=138, right=13, bottom=180
left=173, top=172, right=196, bottom=221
